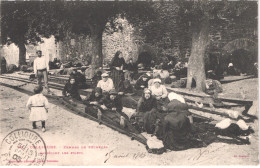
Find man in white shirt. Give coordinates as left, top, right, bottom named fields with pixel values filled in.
left=97, top=73, right=114, bottom=93
left=34, top=50, right=50, bottom=93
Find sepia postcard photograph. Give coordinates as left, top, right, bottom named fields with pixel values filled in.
left=0, top=0, right=258, bottom=166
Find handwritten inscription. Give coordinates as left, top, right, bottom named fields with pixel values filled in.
left=188, top=145, right=227, bottom=161
left=104, top=150, right=146, bottom=163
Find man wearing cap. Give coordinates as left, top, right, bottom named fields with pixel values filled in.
left=33, top=50, right=50, bottom=93
left=97, top=73, right=114, bottom=93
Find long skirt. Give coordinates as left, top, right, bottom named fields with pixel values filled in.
left=111, top=69, right=124, bottom=91
left=121, top=95, right=138, bottom=109
left=85, top=105, right=100, bottom=118
left=29, top=107, right=48, bottom=121
left=143, top=109, right=165, bottom=134
left=162, top=112, right=192, bottom=150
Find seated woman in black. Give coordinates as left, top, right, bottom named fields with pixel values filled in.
left=100, top=89, right=128, bottom=127
left=117, top=79, right=137, bottom=109
left=92, top=71, right=102, bottom=88
left=118, top=79, right=135, bottom=94
left=85, top=87, right=104, bottom=120
left=70, top=69, right=88, bottom=89
left=160, top=92, right=193, bottom=151
left=87, top=87, right=103, bottom=105
left=135, top=88, right=162, bottom=133
left=62, top=76, right=82, bottom=101
left=124, top=58, right=137, bottom=81
left=101, top=89, right=123, bottom=112
left=135, top=73, right=150, bottom=90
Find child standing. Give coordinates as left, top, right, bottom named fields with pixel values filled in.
left=26, top=86, right=49, bottom=132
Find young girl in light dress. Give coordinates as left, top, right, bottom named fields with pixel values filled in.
left=26, top=86, right=49, bottom=132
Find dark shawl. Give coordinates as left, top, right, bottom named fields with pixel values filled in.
left=165, top=99, right=191, bottom=116
left=62, top=77, right=82, bottom=101
left=102, top=94, right=123, bottom=112
left=87, top=87, right=103, bottom=104
left=110, top=53, right=125, bottom=69
left=135, top=76, right=149, bottom=90
left=136, top=93, right=157, bottom=113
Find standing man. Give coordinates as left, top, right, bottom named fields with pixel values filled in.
left=34, top=50, right=51, bottom=93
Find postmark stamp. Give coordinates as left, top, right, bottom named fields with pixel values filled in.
left=0, top=128, right=47, bottom=166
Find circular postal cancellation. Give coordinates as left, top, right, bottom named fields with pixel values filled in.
left=0, top=128, right=47, bottom=166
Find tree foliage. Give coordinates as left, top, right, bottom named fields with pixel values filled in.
left=58, top=1, right=155, bottom=67
left=1, top=1, right=155, bottom=67
left=1, top=1, right=63, bottom=65
left=136, top=1, right=257, bottom=91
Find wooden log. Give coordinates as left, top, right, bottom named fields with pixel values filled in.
left=167, top=87, right=253, bottom=106
left=247, top=100, right=258, bottom=116
left=183, top=95, right=243, bottom=108
left=189, top=109, right=235, bottom=121
left=187, top=103, right=240, bottom=120
left=220, top=75, right=255, bottom=84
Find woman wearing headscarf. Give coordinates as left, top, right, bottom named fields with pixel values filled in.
left=149, top=78, right=168, bottom=100
left=87, top=87, right=104, bottom=106
left=101, top=89, right=123, bottom=112
left=149, top=78, right=168, bottom=111
left=62, top=76, right=82, bottom=101
left=110, top=51, right=125, bottom=91
left=124, top=58, right=138, bottom=81
left=84, top=87, right=104, bottom=120
left=162, top=92, right=193, bottom=150
left=135, top=73, right=150, bottom=90
left=135, top=89, right=163, bottom=133
left=101, top=89, right=128, bottom=127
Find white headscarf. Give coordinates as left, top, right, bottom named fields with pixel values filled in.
left=153, top=78, right=161, bottom=84
left=168, top=92, right=185, bottom=103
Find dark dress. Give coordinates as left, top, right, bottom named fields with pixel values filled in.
left=162, top=100, right=192, bottom=150
left=102, top=95, right=123, bottom=112
left=118, top=80, right=134, bottom=93
left=136, top=95, right=158, bottom=113
left=84, top=87, right=104, bottom=117
left=125, top=62, right=138, bottom=79
left=87, top=88, right=103, bottom=104
left=70, top=72, right=88, bottom=89
left=92, top=71, right=102, bottom=88
left=135, top=76, right=149, bottom=90
left=101, top=95, right=130, bottom=123
left=110, top=56, right=125, bottom=91
left=62, top=82, right=82, bottom=101
left=136, top=94, right=162, bottom=133
left=126, top=62, right=137, bottom=72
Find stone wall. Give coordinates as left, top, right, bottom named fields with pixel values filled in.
left=103, top=18, right=138, bottom=64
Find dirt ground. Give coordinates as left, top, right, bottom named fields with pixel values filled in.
left=0, top=77, right=259, bottom=166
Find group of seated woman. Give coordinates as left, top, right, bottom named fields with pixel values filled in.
left=62, top=67, right=196, bottom=151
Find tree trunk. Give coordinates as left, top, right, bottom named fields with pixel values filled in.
left=18, top=42, right=26, bottom=66
left=0, top=55, right=2, bottom=75
left=90, top=26, right=103, bottom=68
left=186, top=17, right=209, bottom=92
